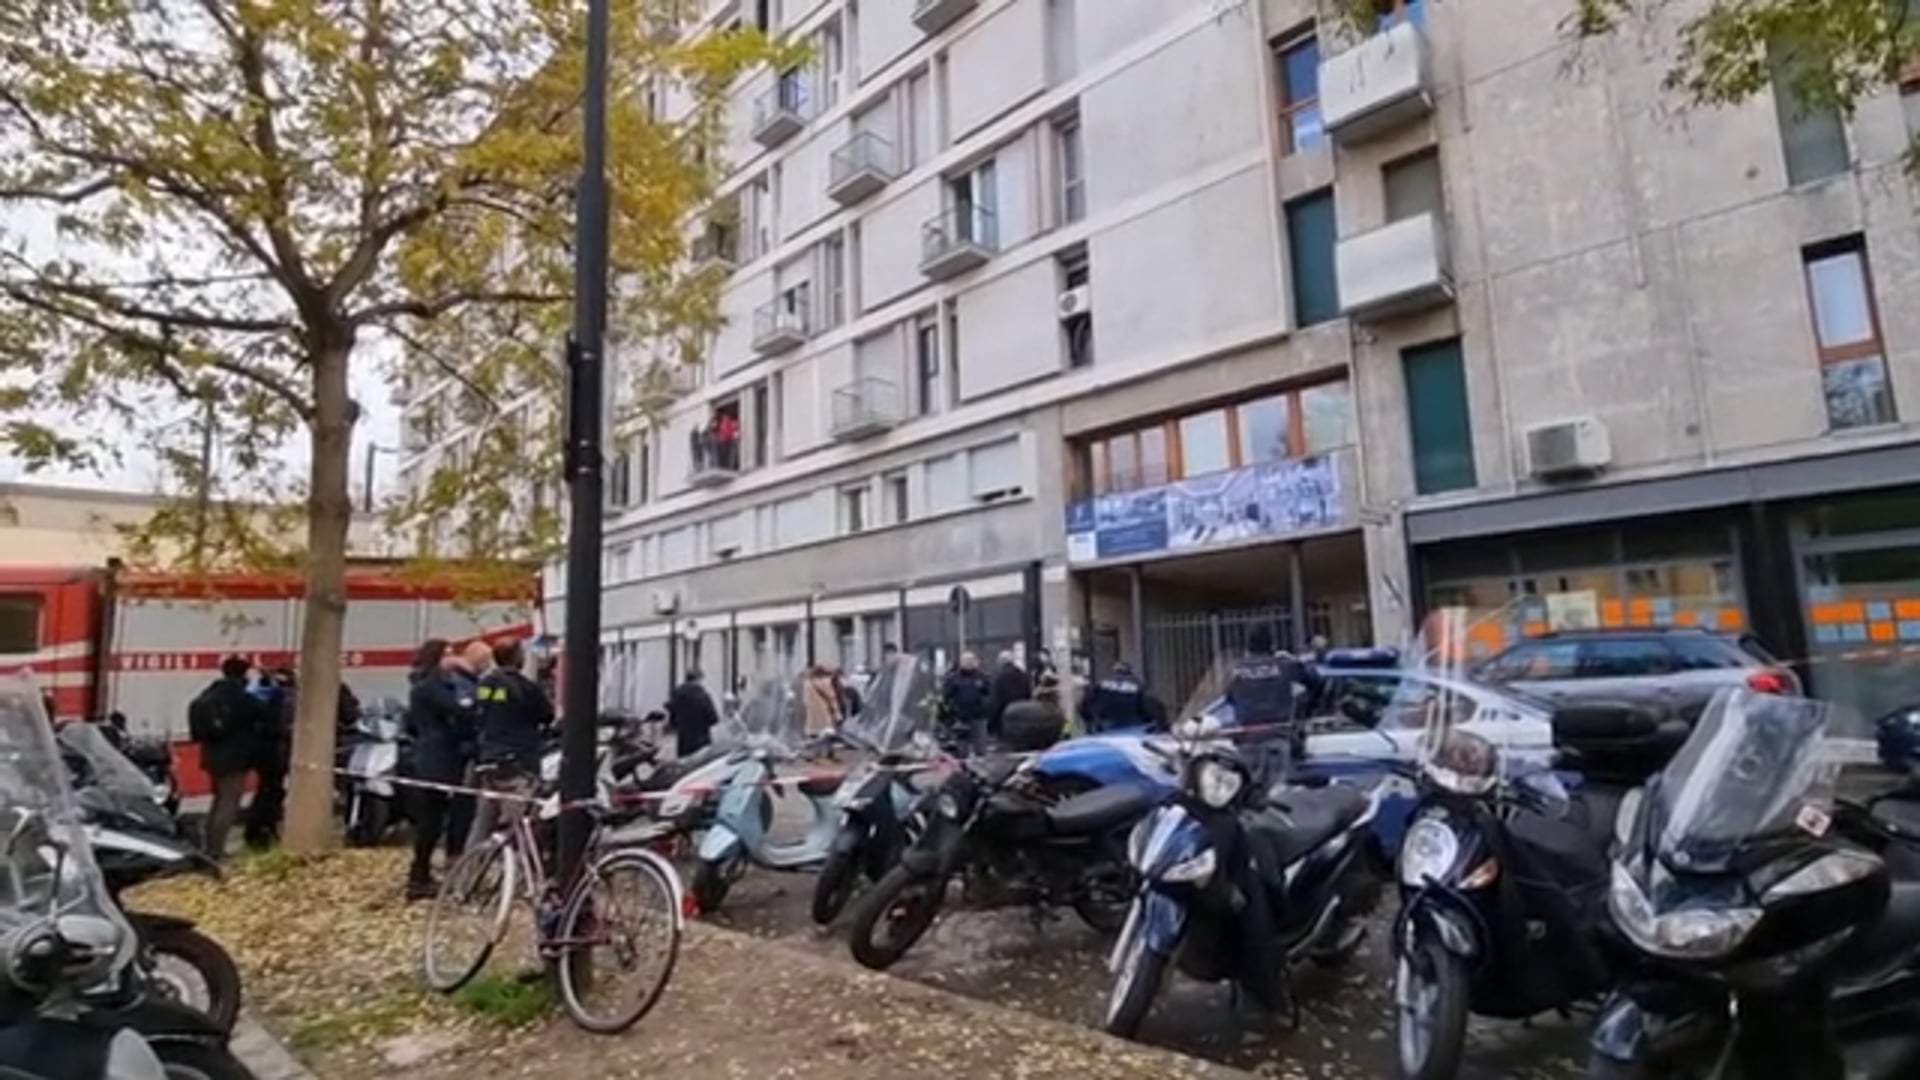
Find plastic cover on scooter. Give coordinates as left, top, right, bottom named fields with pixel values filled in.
left=712, top=675, right=809, bottom=755
left=840, top=655, right=936, bottom=759
left=0, top=679, right=136, bottom=979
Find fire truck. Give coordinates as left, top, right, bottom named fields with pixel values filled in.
left=0, top=559, right=538, bottom=795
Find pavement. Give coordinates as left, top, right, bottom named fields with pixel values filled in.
left=232, top=1016, right=317, bottom=1080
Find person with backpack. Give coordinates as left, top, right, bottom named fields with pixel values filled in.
left=189, top=655, right=270, bottom=861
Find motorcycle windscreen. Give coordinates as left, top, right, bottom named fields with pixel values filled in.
left=1648, top=689, right=1845, bottom=874
left=841, top=655, right=936, bottom=755
left=0, top=679, right=136, bottom=971
left=713, top=675, right=809, bottom=754
left=57, top=721, right=162, bottom=803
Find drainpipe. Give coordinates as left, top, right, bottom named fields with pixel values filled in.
left=1128, top=564, right=1146, bottom=683
left=1289, top=541, right=1308, bottom=652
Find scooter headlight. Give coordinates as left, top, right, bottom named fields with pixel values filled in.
left=1400, top=817, right=1460, bottom=887
left=1194, top=758, right=1244, bottom=809
left=1609, top=863, right=1761, bottom=959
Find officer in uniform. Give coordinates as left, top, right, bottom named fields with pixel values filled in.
left=468, top=637, right=556, bottom=845
left=1079, top=660, right=1153, bottom=734
left=1224, top=626, right=1321, bottom=786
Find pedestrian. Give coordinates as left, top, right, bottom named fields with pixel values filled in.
left=714, top=410, right=741, bottom=469
left=243, top=667, right=296, bottom=850
left=402, top=638, right=476, bottom=900
left=939, top=651, right=993, bottom=756
left=1078, top=659, right=1153, bottom=734
left=987, top=649, right=1032, bottom=743
left=833, top=666, right=862, bottom=719
left=1223, top=626, right=1321, bottom=785
left=444, top=641, right=493, bottom=862
left=667, top=668, right=719, bottom=759
left=468, top=637, right=553, bottom=848
left=803, top=665, right=843, bottom=739
left=188, top=655, right=269, bottom=861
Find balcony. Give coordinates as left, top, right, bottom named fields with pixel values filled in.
left=1318, top=19, right=1434, bottom=146
left=751, top=301, right=811, bottom=355
left=635, top=362, right=700, bottom=410
left=1335, top=211, right=1453, bottom=322
left=827, top=132, right=898, bottom=206
left=686, top=430, right=740, bottom=488
left=912, top=0, right=977, bottom=34
left=752, top=80, right=809, bottom=148
left=920, top=204, right=998, bottom=281
left=829, top=377, right=902, bottom=442
left=690, top=228, right=737, bottom=273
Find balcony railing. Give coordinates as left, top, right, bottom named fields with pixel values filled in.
left=752, top=79, right=810, bottom=147
left=1319, top=18, right=1434, bottom=145
left=829, top=377, right=903, bottom=442
left=635, top=362, right=700, bottom=409
left=751, top=300, right=811, bottom=355
left=920, top=203, right=998, bottom=281
left=687, top=428, right=740, bottom=488
left=827, top=132, right=898, bottom=206
left=913, top=0, right=977, bottom=34
left=690, top=228, right=737, bottom=271
left=1335, top=211, right=1454, bottom=322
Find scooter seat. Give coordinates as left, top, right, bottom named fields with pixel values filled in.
left=794, top=774, right=843, bottom=798
left=1253, top=785, right=1370, bottom=868
left=635, top=744, right=730, bottom=791
left=1046, top=783, right=1159, bottom=836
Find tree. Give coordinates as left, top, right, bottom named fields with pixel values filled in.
left=0, top=0, right=779, bottom=851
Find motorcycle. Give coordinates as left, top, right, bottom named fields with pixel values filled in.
left=1103, top=706, right=1386, bottom=1039
left=811, top=656, right=943, bottom=925
left=57, top=722, right=242, bottom=1033
left=0, top=678, right=250, bottom=1078
left=844, top=748, right=1158, bottom=971
left=689, top=677, right=845, bottom=914
left=336, top=698, right=410, bottom=846
left=1590, top=687, right=1920, bottom=1079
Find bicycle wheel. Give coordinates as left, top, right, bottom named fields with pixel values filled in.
left=556, top=849, right=683, bottom=1034
left=422, top=838, right=517, bottom=992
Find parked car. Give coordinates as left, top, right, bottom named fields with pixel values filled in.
left=1471, top=627, right=1800, bottom=722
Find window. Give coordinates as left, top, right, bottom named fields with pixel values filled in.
left=946, top=305, right=962, bottom=409
left=0, top=595, right=40, bottom=654
left=1236, top=396, right=1293, bottom=466
left=606, top=441, right=635, bottom=509
left=1384, top=148, right=1443, bottom=223
left=951, top=160, right=999, bottom=247
left=1046, top=0, right=1078, bottom=83
left=840, top=483, right=869, bottom=534
left=1274, top=32, right=1324, bottom=155
left=635, top=434, right=653, bottom=505
left=745, top=174, right=772, bottom=259
left=1373, top=0, right=1425, bottom=29
left=925, top=454, right=964, bottom=513
left=1669, top=636, right=1751, bottom=672
left=609, top=543, right=634, bottom=581
left=1299, top=382, right=1351, bottom=455
left=968, top=438, right=1023, bottom=499
left=1402, top=338, right=1478, bottom=495
left=750, top=381, right=772, bottom=468
left=1484, top=640, right=1581, bottom=680
left=1054, top=116, right=1085, bottom=224
left=1802, top=236, right=1895, bottom=429
left=816, top=20, right=844, bottom=109
left=1576, top=639, right=1675, bottom=679
left=884, top=471, right=910, bottom=524
left=905, top=71, right=932, bottom=169
left=1178, top=411, right=1231, bottom=477
left=1285, top=189, right=1340, bottom=326
left=1769, top=46, right=1849, bottom=185
left=914, top=311, right=940, bottom=416
left=819, top=235, right=846, bottom=329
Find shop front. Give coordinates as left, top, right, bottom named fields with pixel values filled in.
left=1403, top=442, right=1920, bottom=727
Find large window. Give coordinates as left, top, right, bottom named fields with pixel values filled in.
left=1273, top=30, right=1324, bottom=156
left=1087, top=380, right=1352, bottom=495
left=914, top=312, right=940, bottom=417
left=1054, top=116, right=1085, bottom=225
left=1802, top=235, right=1894, bottom=430
left=1286, top=189, right=1340, bottom=326
left=1770, top=46, right=1849, bottom=185
left=1402, top=338, right=1476, bottom=495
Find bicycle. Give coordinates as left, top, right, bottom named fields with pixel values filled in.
left=420, top=765, right=683, bottom=1035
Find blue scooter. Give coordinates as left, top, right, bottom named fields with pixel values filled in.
left=691, top=678, right=844, bottom=914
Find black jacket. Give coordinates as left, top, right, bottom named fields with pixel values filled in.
left=475, top=669, right=554, bottom=771
left=1224, top=652, right=1317, bottom=728
left=406, top=670, right=476, bottom=784
left=940, top=669, right=993, bottom=726
left=988, top=664, right=1032, bottom=730
left=667, top=680, right=719, bottom=755
left=1080, top=673, right=1151, bottom=732
left=188, top=677, right=269, bottom=777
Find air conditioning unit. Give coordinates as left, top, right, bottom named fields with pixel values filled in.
left=1525, top=417, right=1612, bottom=479
left=713, top=543, right=740, bottom=561
left=1057, top=285, right=1092, bottom=320
left=650, top=589, right=679, bottom=616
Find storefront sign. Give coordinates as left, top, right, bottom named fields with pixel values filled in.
left=1065, top=454, right=1343, bottom=565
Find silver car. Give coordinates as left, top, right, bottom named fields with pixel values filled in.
left=1473, top=628, right=1802, bottom=721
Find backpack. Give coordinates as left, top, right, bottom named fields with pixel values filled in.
left=188, top=682, right=234, bottom=744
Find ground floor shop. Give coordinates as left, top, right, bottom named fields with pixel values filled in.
left=1403, top=441, right=1920, bottom=726
left=593, top=563, right=1051, bottom=714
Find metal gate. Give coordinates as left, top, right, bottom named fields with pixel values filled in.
left=1086, top=603, right=1338, bottom=711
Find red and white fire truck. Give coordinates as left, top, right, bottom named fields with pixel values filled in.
left=0, top=559, right=538, bottom=795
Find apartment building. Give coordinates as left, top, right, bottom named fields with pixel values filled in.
left=402, top=0, right=1920, bottom=722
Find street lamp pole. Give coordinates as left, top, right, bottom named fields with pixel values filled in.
left=558, top=0, right=613, bottom=885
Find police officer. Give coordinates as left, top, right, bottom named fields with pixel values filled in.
left=468, top=637, right=555, bottom=846
left=1079, top=660, right=1153, bottom=733
left=1225, top=626, right=1321, bottom=785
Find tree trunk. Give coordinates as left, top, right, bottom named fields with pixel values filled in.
left=284, top=333, right=357, bottom=854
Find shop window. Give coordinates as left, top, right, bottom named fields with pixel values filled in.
left=1804, top=492, right=1920, bottom=538
left=1402, top=338, right=1476, bottom=494
left=1286, top=189, right=1340, bottom=326
left=1273, top=30, right=1324, bottom=156
left=1802, top=236, right=1894, bottom=430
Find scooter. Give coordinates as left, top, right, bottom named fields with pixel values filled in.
left=337, top=699, right=410, bottom=846
left=690, top=734, right=842, bottom=914
left=1103, top=718, right=1385, bottom=1039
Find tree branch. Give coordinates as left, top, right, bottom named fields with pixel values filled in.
left=0, top=175, right=120, bottom=204
left=352, top=288, right=566, bottom=326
